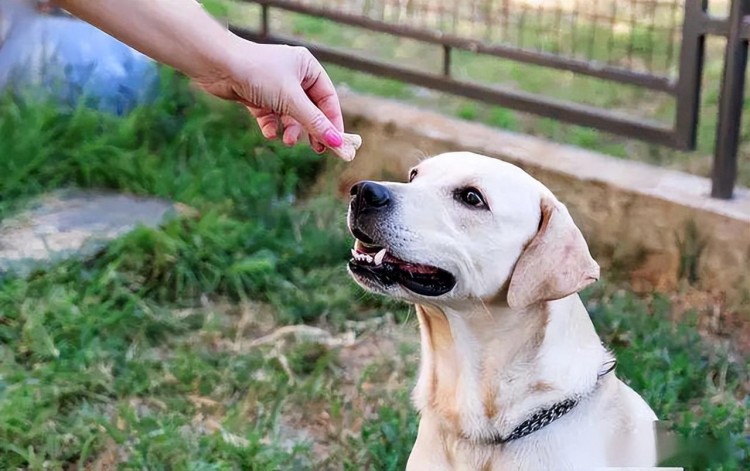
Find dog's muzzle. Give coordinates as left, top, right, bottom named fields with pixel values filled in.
left=346, top=181, right=457, bottom=297
left=348, top=181, right=391, bottom=243
left=350, top=181, right=391, bottom=207
left=350, top=180, right=391, bottom=213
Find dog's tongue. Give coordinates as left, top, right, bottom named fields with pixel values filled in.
left=384, top=253, right=439, bottom=274
left=400, top=263, right=440, bottom=275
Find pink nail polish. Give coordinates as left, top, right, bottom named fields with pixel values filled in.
left=324, top=130, right=343, bottom=147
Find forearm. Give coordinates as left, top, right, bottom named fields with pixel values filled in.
left=53, top=0, right=238, bottom=80
left=54, top=0, right=347, bottom=150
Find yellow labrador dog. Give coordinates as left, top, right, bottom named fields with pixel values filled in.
left=346, top=152, right=658, bottom=470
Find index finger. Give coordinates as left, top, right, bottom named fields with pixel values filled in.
left=302, top=67, right=345, bottom=133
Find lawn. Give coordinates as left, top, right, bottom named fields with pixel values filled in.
left=0, top=74, right=747, bottom=470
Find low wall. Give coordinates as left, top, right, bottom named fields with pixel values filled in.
left=328, top=92, right=750, bottom=299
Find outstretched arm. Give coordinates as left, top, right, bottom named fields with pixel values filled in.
left=53, top=0, right=345, bottom=152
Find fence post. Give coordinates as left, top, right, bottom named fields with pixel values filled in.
left=674, top=0, right=707, bottom=151
left=712, top=0, right=749, bottom=199
left=443, top=45, right=452, bottom=77
left=260, top=3, right=269, bottom=39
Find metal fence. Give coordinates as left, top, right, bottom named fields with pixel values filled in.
left=231, top=0, right=749, bottom=200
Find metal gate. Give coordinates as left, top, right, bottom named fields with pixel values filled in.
left=230, top=0, right=749, bottom=200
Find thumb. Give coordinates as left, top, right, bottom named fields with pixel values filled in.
left=288, top=90, right=343, bottom=148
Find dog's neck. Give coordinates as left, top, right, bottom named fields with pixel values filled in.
left=413, top=294, right=609, bottom=443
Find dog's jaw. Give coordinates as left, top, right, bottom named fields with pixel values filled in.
left=347, top=223, right=458, bottom=299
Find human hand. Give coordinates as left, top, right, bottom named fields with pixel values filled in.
left=195, top=37, right=345, bottom=154
left=50, top=0, right=351, bottom=156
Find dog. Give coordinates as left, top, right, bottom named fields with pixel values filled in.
left=346, top=152, right=658, bottom=470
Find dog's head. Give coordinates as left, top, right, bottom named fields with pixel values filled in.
left=346, top=152, right=599, bottom=308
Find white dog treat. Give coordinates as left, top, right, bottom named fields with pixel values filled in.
left=329, top=133, right=362, bottom=161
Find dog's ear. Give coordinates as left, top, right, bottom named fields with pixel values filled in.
left=507, top=196, right=599, bottom=309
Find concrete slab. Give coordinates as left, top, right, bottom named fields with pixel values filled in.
left=0, top=189, right=180, bottom=277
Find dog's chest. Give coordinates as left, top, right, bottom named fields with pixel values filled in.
left=413, top=396, right=614, bottom=471
left=445, top=413, right=608, bottom=471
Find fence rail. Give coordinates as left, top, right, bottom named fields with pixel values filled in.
left=232, top=0, right=749, bottom=199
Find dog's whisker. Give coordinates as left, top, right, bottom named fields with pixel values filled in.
left=408, top=149, right=430, bottom=164
left=479, top=298, right=493, bottom=320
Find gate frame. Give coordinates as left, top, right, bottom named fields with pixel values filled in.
left=232, top=0, right=749, bottom=199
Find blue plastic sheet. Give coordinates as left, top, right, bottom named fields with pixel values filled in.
left=0, top=0, right=159, bottom=115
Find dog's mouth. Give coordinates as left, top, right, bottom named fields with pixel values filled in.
left=348, top=238, right=456, bottom=297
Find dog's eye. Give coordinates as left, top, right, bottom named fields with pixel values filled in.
left=408, top=168, right=418, bottom=182
left=455, top=187, right=487, bottom=208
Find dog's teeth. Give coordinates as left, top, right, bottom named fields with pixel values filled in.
left=365, top=254, right=374, bottom=263
left=351, top=248, right=358, bottom=259
left=373, top=249, right=386, bottom=265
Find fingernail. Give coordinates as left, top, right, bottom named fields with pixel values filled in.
left=323, top=129, right=343, bottom=147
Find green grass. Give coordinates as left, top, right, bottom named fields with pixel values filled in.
left=0, top=74, right=747, bottom=470
left=584, top=285, right=750, bottom=468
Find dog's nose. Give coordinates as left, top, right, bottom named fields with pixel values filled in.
left=350, top=181, right=391, bottom=209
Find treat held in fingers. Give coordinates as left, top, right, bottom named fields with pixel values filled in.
left=328, top=133, right=362, bottom=161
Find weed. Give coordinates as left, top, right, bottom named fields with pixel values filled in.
left=0, top=72, right=746, bottom=470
